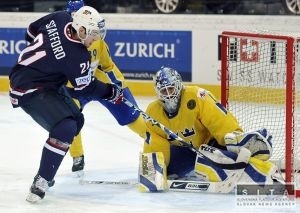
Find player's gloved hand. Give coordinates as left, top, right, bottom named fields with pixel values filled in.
left=104, top=84, right=124, bottom=104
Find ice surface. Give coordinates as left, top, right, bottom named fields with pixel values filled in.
left=0, top=92, right=299, bottom=213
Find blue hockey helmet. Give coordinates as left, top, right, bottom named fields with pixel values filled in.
left=154, top=67, right=184, bottom=114
left=65, top=0, right=85, bottom=14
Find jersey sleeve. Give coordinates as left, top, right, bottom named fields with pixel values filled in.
left=143, top=102, right=172, bottom=166
left=92, top=40, right=125, bottom=87
left=196, top=88, right=243, bottom=146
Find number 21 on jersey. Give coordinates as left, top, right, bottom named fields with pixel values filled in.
left=18, top=34, right=46, bottom=66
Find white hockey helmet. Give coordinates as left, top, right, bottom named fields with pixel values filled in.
left=154, top=66, right=184, bottom=115
left=72, top=6, right=106, bottom=40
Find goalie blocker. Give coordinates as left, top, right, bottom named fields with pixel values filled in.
left=138, top=129, right=279, bottom=192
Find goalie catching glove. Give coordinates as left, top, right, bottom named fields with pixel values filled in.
left=224, top=128, right=273, bottom=161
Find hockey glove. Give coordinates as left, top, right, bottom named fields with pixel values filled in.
left=224, top=128, right=273, bottom=161
left=104, top=84, right=124, bottom=104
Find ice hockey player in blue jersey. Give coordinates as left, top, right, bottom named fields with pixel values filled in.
left=9, top=6, right=123, bottom=203
left=64, top=0, right=146, bottom=175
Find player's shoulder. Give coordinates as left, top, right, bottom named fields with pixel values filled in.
left=184, top=85, right=210, bottom=96
left=89, top=39, right=107, bottom=50
left=146, top=100, right=162, bottom=114
left=183, top=85, right=203, bottom=97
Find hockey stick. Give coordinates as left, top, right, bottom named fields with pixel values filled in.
left=123, top=98, right=200, bottom=154
left=79, top=178, right=237, bottom=193
left=120, top=97, right=246, bottom=193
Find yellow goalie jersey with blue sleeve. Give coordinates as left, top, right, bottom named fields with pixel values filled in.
left=143, top=86, right=243, bottom=166
left=88, top=39, right=126, bottom=87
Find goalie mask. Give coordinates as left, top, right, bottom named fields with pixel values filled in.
left=154, top=67, right=184, bottom=115
left=72, top=6, right=106, bottom=41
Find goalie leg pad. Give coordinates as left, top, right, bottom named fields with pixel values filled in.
left=194, top=145, right=251, bottom=182
left=224, top=128, right=273, bottom=161
left=138, top=152, right=167, bottom=192
left=239, top=157, right=277, bottom=185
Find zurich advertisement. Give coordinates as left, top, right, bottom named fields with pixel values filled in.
left=0, top=28, right=192, bottom=81
left=106, top=30, right=192, bottom=81
left=0, top=28, right=28, bottom=75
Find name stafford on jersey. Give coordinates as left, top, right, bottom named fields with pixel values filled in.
left=46, top=20, right=66, bottom=60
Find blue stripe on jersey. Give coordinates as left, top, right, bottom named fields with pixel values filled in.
left=106, top=71, right=122, bottom=87
left=145, top=132, right=151, bottom=144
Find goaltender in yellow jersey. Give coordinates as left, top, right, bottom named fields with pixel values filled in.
left=144, top=84, right=242, bottom=166
left=138, top=67, right=277, bottom=192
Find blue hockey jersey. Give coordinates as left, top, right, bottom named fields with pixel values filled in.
left=9, top=11, right=111, bottom=107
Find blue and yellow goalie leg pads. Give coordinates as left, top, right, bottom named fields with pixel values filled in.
left=138, top=152, right=167, bottom=192
left=242, top=157, right=277, bottom=185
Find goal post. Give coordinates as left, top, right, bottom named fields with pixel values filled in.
left=221, top=31, right=300, bottom=197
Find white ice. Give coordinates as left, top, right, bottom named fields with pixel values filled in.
left=0, top=92, right=299, bottom=213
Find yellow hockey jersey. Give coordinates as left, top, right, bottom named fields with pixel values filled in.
left=89, top=39, right=126, bottom=87
left=143, top=86, right=243, bottom=166
left=67, top=39, right=125, bottom=88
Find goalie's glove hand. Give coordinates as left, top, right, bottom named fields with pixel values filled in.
left=224, top=128, right=273, bottom=161
left=104, top=84, right=124, bottom=104
left=256, top=128, right=272, bottom=146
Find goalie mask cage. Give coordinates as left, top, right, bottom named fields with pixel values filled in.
left=221, top=31, right=300, bottom=197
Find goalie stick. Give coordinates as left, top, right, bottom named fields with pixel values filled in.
left=79, top=176, right=240, bottom=193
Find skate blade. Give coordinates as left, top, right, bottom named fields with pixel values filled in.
left=26, top=193, right=42, bottom=203
left=74, top=170, right=84, bottom=178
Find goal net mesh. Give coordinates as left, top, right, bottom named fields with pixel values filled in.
left=221, top=31, right=300, bottom=193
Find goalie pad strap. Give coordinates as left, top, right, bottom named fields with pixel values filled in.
left=196, top=156, right=248, bottom=170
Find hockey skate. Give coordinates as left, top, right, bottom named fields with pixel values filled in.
left=26, top=174, right=50, bottom=203
left=72, top=155, right=85, bottom=177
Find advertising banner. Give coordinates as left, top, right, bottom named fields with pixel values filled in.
left=106, top=30, right=192, bottom=81
left=0, top=28, right=192, bottom=81
left=0, top=28, right=27, bottom=75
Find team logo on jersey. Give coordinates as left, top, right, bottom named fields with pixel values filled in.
left=181, top=128, right=195, bottom=137
left=187, top=99, right=196, bottom=110
left=198, top=89, right=207, bottom=99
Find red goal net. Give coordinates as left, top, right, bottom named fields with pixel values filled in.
left=221, top=31, right=300, bottom=197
